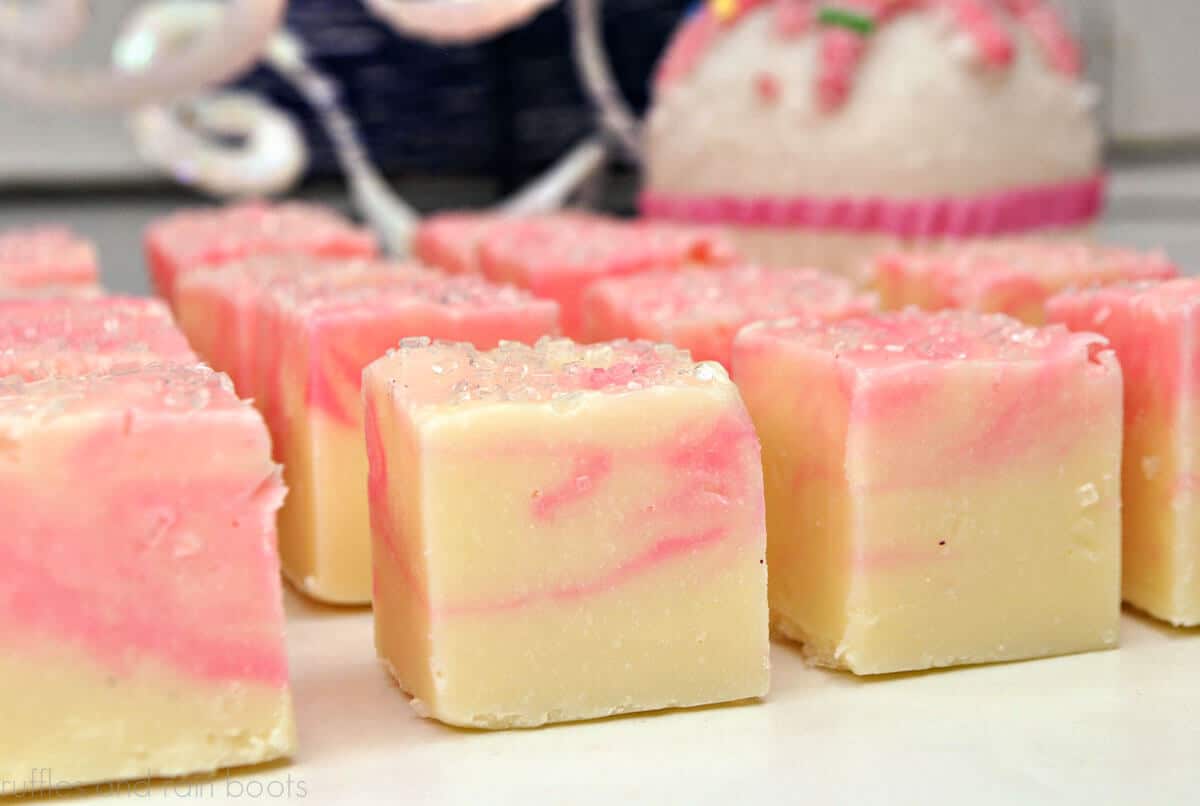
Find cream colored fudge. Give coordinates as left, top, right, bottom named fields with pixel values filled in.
left=733, top=310, right=1122, bottom=675
left=259, top=267, right=559, bottom=604
left=0, top=365, right=294, bottom=792
left=174, top=255, right=378, bottom=396
left=1049, top=279, right=1200, bottom=625
left=363, top=337, right=769, bottom=727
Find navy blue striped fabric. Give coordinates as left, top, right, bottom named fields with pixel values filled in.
left=234, top=0, right=689, bottom=184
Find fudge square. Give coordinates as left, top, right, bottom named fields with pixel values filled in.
left=0, top=365, right=294, bottom=791
left=413, top=211, right=602, bottom=275
left=260, top=267, right=560, bottom=605
left=732, top=310, right=1122, bottom=675
left=145, top=201, right=378, bottom=307
left=363, top=337, right=768, bottom=727
left=582, top=265, right=877, bottom=367
left=0, top=296, right=195, bottom=379
left=478, top=215, right=737, bottom=339
left=870, top=241, right=1178, bottom=324
left=174, top=255, right=375, bottom=395
left=1049, top=279, right=1200, bottom=626
left=0, top=226, right=99, bottom=295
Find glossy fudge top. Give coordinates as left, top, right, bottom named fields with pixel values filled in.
left=0, top=226, right=98, bottom=288
left=147, top=201, right=378, bottom=267
left=0, top=364, right=244, bottom=426
left=367, top=337, right=729, bottom=408
left=589, top=266, right=875, bottom=325
left=737, top=310, right=1106, bottom=370
left=266, top=263, right=559, bottom=320
left=0, top=296, right=195, bottom=378
left=479, top=215, right=737, bottom=281
left=874, top=241, right=1177, bottom=294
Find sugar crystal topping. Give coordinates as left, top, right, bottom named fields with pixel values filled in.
left=151, top=201, right=375, bottom=263
left=374, top=336, right=727, bottom=408
left=600, top=265, right=869, bottom=324
left=0, top=364, right=242, bottom=424
left=748, top=309, right=1103, bottom=365
left=268, top=263, right=549, bottom=316
left=0, top=297, right=194, bottom=379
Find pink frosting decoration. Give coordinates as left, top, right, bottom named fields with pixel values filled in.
left=655, top=0, right=1084, bottom=110
left=640, top=174, right=1105, bottom=238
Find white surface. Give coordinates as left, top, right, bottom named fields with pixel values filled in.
left=42, top=590, right=1200, bottom=805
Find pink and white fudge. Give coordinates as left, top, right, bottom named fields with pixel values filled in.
left=582, top=265, right=876, bottom=367
left=258, top=266, right=560, bottom=604
left=413, top=211, right=602, bottom=275
left=733, top=310, right=1122, bottom=674
left=0, top=365, right=294, bottom=791
left=0, top=226, right=99, bottom=295
left=363, top=337, right=768, bottom=727
left=871, top=240, right=1178, bottom=324
left=478, top=215, right=738, bottom=339
left=0, top=296, right=195, bottom=379
left=174, top=255, right=377, bottom=396
left=1048, top=279, right=1200, bottom=626
left=144, top=201, right=378, bottom=307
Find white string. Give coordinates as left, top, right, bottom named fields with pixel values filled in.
left=568, top=0, right=642, bottom=161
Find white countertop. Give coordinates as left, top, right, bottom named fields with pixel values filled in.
left=66, top=592, right=1200, bottom=805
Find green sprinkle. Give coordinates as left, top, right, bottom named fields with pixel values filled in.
left=818, top=6, right=876, bottom=34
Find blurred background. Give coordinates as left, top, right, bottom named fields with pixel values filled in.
left=0, top=0, right=1196, bottom=292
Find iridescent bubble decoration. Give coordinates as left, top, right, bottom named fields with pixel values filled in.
left=0, top=0, right=285, bottom=106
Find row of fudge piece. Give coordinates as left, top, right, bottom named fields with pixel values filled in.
left=172, top=256, right=561, bottom=604
left=0, top=295, right=295, bottom=792
left=363, top=309, right=1123, bottom=726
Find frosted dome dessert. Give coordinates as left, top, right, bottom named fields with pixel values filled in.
left=641, top=0, right=1104, bottom=276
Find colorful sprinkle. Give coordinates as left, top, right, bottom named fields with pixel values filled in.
left=711, top=0, right=741, bottom=23
left=655, top=0, right=1084, bottom=114
left=818, top=5, right=876, bottom=34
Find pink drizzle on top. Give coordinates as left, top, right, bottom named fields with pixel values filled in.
left=655, top=0, right=1084, bottom=110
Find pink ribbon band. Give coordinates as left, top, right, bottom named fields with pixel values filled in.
left=639, top=174, right=1106, bottom=239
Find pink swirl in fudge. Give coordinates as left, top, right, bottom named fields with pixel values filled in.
left=0, top=365, right=289, bottom=686
left=734, top=309, right=1117, bottom=489
left=365, top=337, right=763, bottom=618
left=583, top=265, right=876, bottom=366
